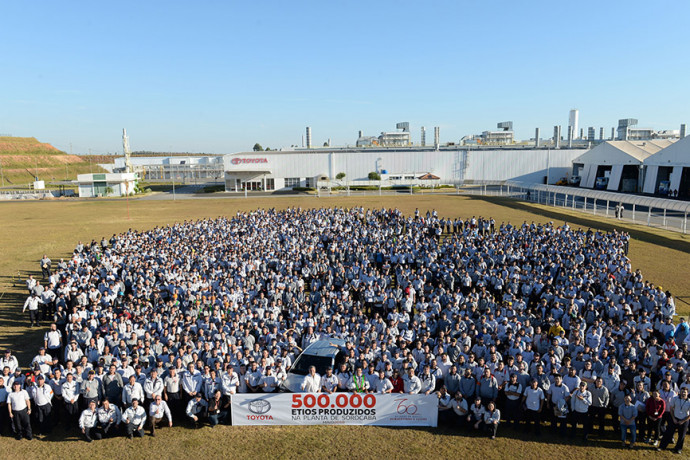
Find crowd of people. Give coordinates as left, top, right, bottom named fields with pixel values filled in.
left=3, top=207, right=690, bottom=453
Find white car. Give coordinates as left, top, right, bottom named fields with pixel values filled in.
left=281, top=339, right=347, bottom=392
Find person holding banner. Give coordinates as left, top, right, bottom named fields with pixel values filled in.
left=403, top=367, right=422, bottom=394
left=260, top=367, right=280, bottom=393
left=336, top=363, right=351, bottom=392
left=374, top=370, right=393, bottom=393
left=349, top=367, right=371, bottom=393
left=301, top=366, right=321, bottom=393
left=321, top=367, right=338, bottom=393
left=437, top=386, right=453, bottom=426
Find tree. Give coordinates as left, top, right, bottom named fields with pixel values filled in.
left=265, top=147, right=271, bottom=151
left=253, top=143, right=263, bottom=151
left=368, top=172, right=381, bottom=181
left=323, top=142, right=329, bottom=147
left=336, top=172, right=346, bottom=180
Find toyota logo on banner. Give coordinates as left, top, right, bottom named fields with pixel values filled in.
left=248, top=398, right=272, bottom=414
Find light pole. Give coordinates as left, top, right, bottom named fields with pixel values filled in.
left=172, top=170, right=176, bottom=201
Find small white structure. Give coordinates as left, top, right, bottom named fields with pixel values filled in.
left=33, top=180, right=45, bottom=190
left=643, top=135, right=690, bottom=196
left=77, top=173, right=137, bottom=197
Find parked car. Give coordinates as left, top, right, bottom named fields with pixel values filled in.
left=594, top=176, right=609, bottom=190
left=281, top=339, right=347, bottom=392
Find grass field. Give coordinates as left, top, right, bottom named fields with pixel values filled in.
left=0, top=194, right=687, bottom=458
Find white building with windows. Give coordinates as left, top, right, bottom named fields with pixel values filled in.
left=222, top=147, right=585, bottom=192
left=77, top=172, right=137, bottom=197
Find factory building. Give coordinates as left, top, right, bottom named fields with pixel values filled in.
left=222, top=147, right=584, bottom=192
left=572, top=140, right=674, bottom=192
left=643, top=135, right=690, bottom=197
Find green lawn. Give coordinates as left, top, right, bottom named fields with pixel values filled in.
left=0, top=194, right=687, bottom=458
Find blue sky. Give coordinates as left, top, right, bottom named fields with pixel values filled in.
left=1, top=1, right=689, bottom=154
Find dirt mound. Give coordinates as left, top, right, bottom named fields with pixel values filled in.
left=0, top=137, right=62, bottom=154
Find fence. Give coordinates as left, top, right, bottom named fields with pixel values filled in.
left=463, top=181, right=690, bottom=234
left=0, top=189, right=75, bottom=201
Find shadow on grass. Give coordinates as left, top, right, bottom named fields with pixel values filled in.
left=472, top=196, right=690, bottom=254
left=415, top=424, right=656, bottom=452
left=6, top=418, right=230, bottom=443
left=0, top=290, right=51, bottom=364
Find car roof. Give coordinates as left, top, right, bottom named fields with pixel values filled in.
left=301, top=339, right=346, bottom=358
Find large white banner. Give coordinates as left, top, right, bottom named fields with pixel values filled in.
left=232, top=393, right=438, bottom=427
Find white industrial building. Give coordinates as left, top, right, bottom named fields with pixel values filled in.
left=572, top=140, right=675, bottom=192
left=110, top=155, right=224, bottom=181
left=223, top=147, right=585, bottom=192
left=643, top=135, right=690, bottom=197
left=77, top=173, right=137, bottom=197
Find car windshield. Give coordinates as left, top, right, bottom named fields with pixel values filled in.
left=290, top=354, right=334, bottom=376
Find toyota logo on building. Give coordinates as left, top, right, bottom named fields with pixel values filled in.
left=231, top=158, right=268, bottom=165
left=247, top=398, right=272, bottom=414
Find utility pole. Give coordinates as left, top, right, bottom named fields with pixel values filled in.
left=0, top=157, right=4, bottom=187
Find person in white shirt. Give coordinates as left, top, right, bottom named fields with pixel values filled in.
left=186, top=393, right=208, bottom=426
left=321, top=367, right=338, bottom=394
left=403, top=367, right=422, bottom=394
left=658, top=387, right=690, bottom=454
left=469, top=396, right=485, bottom=430
left=78, top=400, right=100, bottom=442
left=122, top=374, right=144, bottom=407
left=22, top=293, right=41, bottom=327
left=30, top=375, right=53, bottom=435
left=336, top=364, right=351, bottom=392
left=163, top=367, right=182, bottom=417
left=436, top=386, right=453, bottom=426
left=62, top=372, right=80, bottom=425
left=483, top=400, right=501, bottom=439
left=0, top=350, right=19, bottom=373
left=148, top=394, right=172, bottom=436
left=244, top=362, right=263, bottom=393
left=31, top=348, right=53, bottom=375
left=221, top=366, right=240, bottom=396
left=44, top=324, right=63, bottom=360
left=8, top=380, right=32, bottom=440
left=260, top=367, right=279, bottom=392
left=570, top=381, right=592, bottom=440
left=301, top=366, right=321, bottom=393
left=452, top=392, right=468, bottom=427
left=97, top=398, right=121, bottom=438
left=123, top=398, right=147, bottom=438
left=374, top=370, right=393, bottom=393
left=522, top=378, right=545, bottom=435
left=144, top=369, right=164, bottom=402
